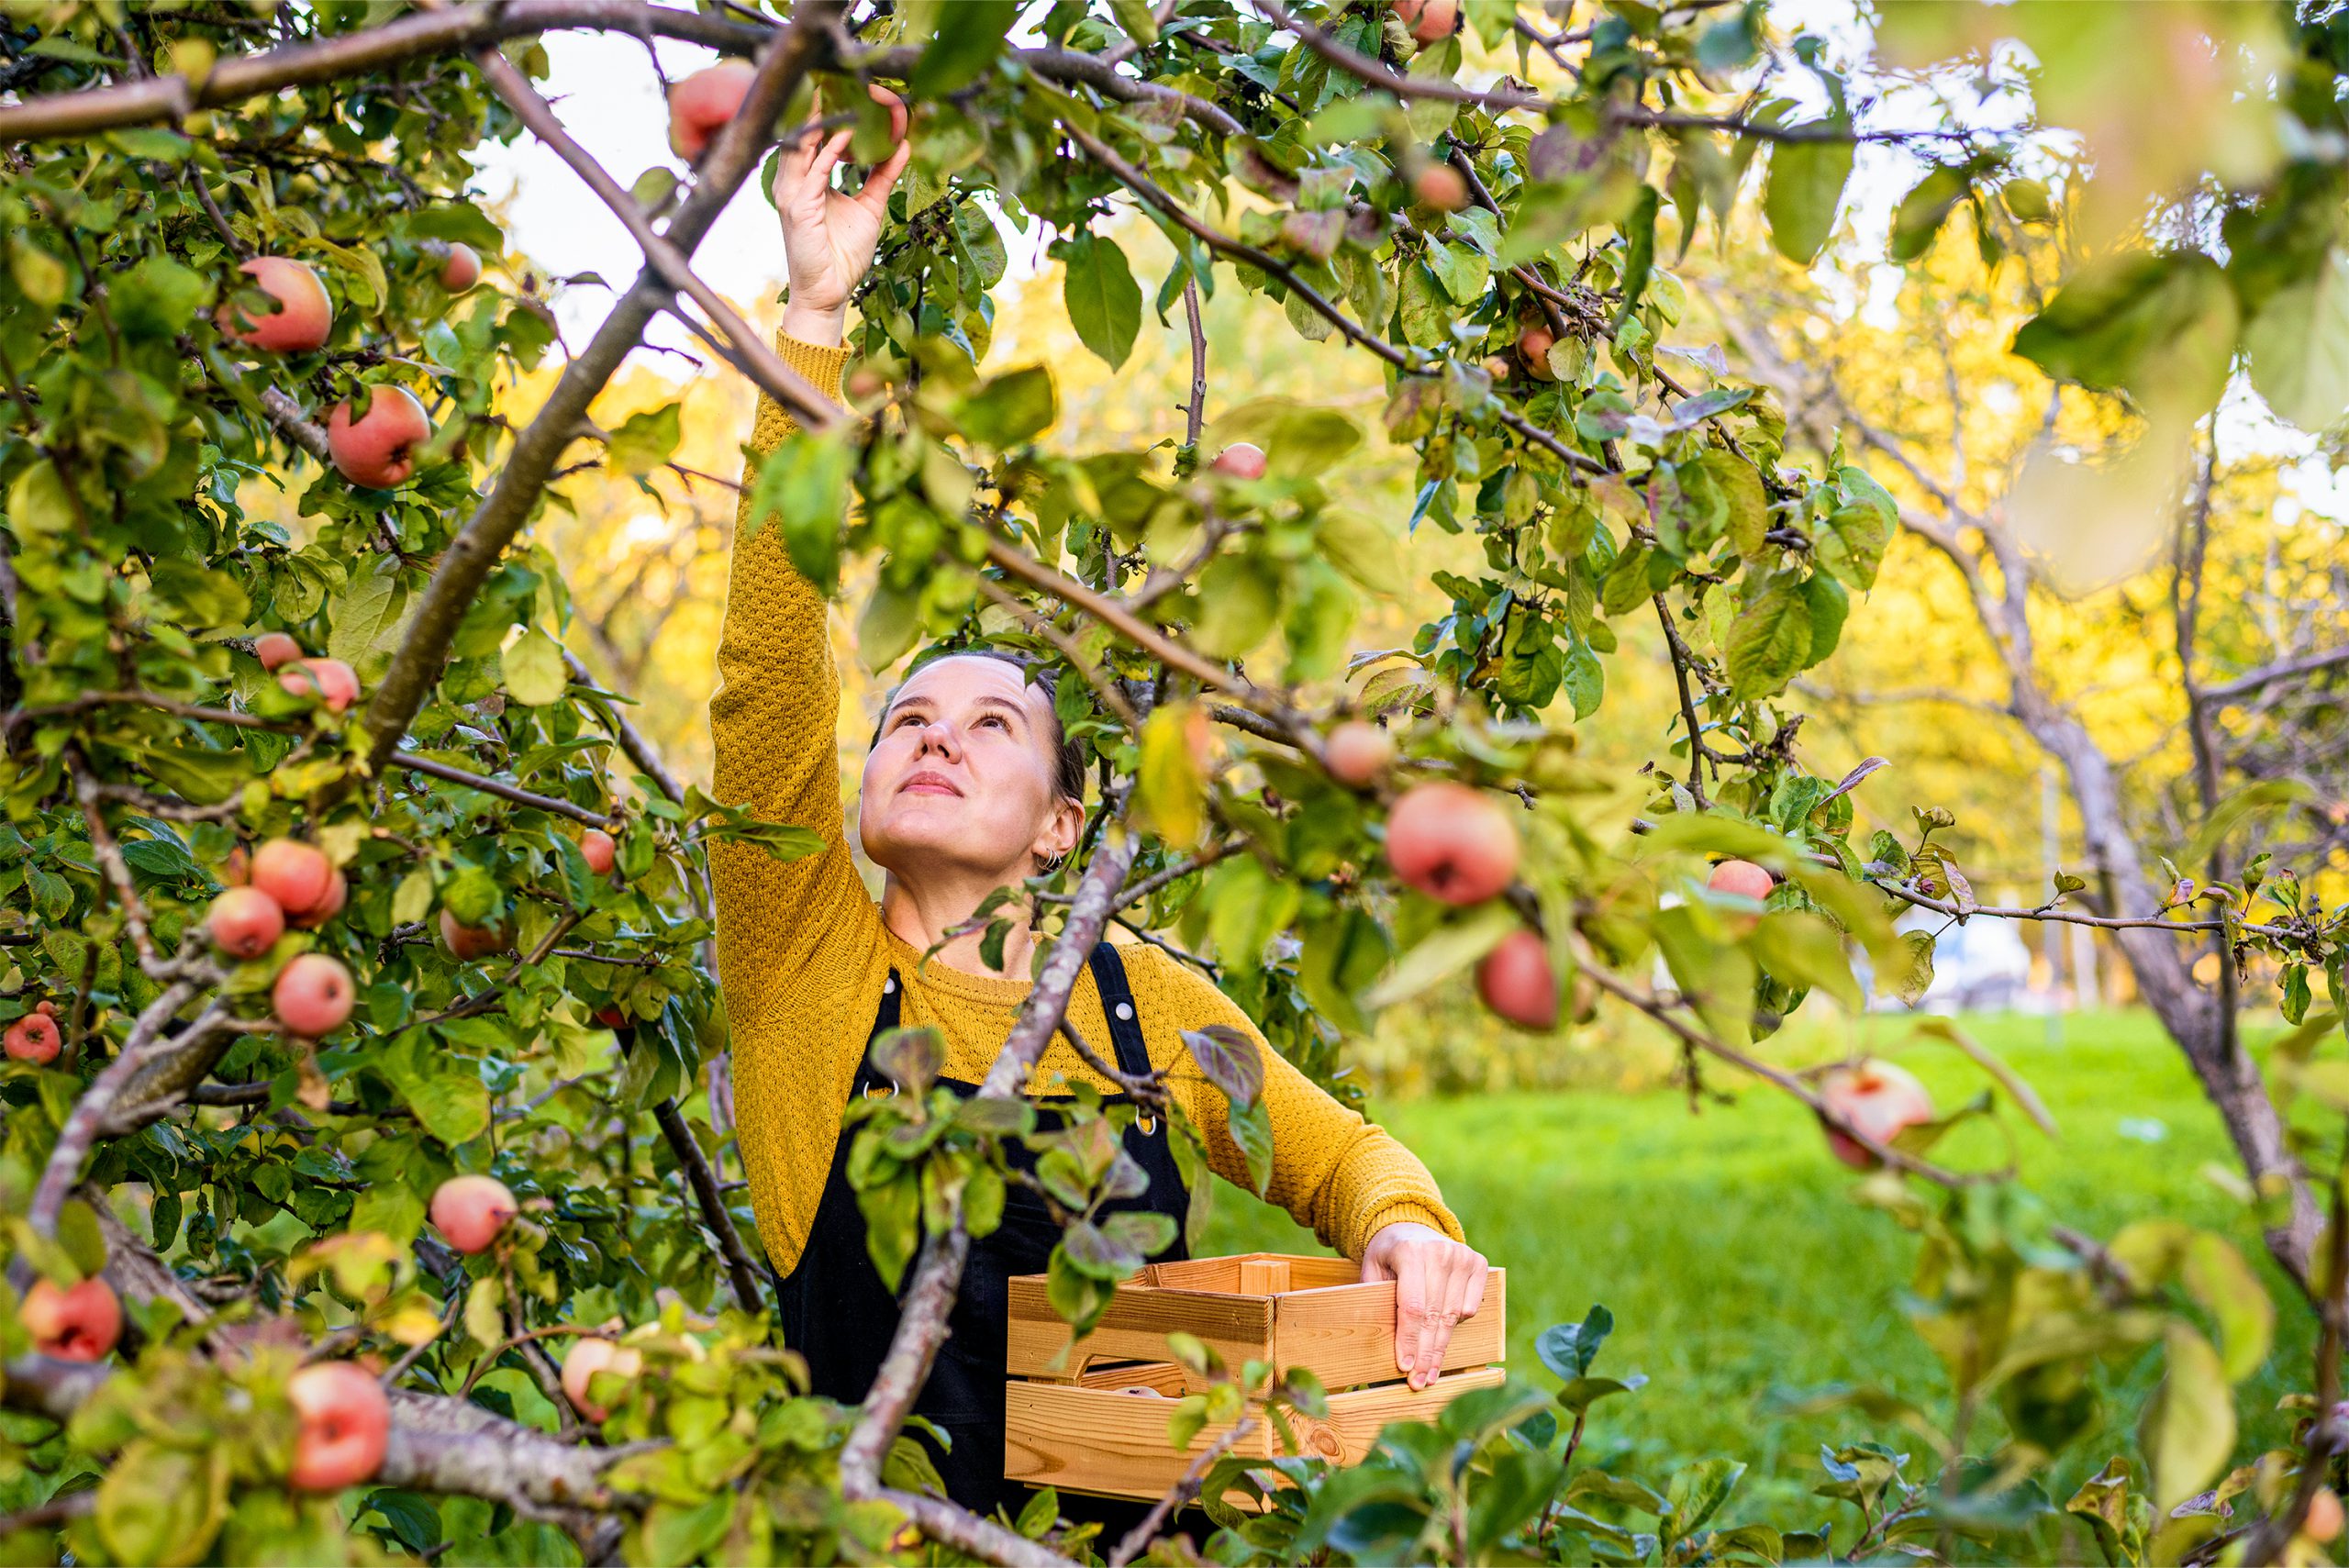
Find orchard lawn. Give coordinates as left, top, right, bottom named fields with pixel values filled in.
left=1201, top=1009, right=2310, bottom=1529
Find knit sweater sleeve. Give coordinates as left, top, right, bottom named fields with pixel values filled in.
left=709, top=333, right=888, bottom=1266
left=709, top=334, right=877, bottom=982
left=1139, top=951, right=1464, bottom=1261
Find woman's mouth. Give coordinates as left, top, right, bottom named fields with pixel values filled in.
left=900, top=770, right=963, bottom=796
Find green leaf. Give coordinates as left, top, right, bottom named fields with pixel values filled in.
left=908, top=0, right=1018, bottom=95
left=326, top=555, right=409, bottom=676
left=605, top=403, right=682, bottom=476
left=1364, top=903, right=1520, bottom=1007
left=1888, top=164, right=1971, bottom=262
left=2011, top=251, right=2239, bottom=418
left=1763, top=131, right=1854, bottom=266
left=409, top=203, right=506, bottom=253
left=1664, top=1457, right=1745, bottom=1545
left=1182, top=1022, right=1265, bottom=1106
left=1537, top=1305, right=1614, bottom=1380
left=96, top=1440, right=225, bottom=1567
left=1229, top=1095, right=1275, bottom=1196
left=501, top=628, right=568, bottom=707
left=745, top=430, right=852, bottom=592
left=2140, top=1324, right=2233, bottom=1512
left=1748, top=911, right=1860, bottom=1009
left=2247, top=249, right=2349, bottom=429
left=1056, top=230, right=1142, bottom=370
left=2180, top=1232, right=2272, bottom=1383
left=960, top=366, right=1057, bottom=449
left=1800, top=571, right=1849, bottom=665
left=1725, top=571, right=1813, bottom=699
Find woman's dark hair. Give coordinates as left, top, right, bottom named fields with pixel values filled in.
left=868, top=647, right=1087, bottom=804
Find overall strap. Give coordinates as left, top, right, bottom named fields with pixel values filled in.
left=1084, top=944, right=1153, bottom=1080
left=852, top=972, right=905, bottom=1095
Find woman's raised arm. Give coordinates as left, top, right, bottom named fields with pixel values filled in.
left=706, top=120, right=908, bottom=987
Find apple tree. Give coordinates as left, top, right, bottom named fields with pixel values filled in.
left=0, top=1, right=2343, bottom=1564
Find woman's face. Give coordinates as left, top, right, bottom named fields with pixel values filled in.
left=857, top=655, right=1082, bottom=884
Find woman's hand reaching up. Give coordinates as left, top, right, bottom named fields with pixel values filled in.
left=774, top=101, right=910, bottom=349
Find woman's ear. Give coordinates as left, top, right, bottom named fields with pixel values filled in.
left=1034, top=797, right=1084, bottom=864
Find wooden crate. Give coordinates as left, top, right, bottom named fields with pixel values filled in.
left=1004, top=1251, right=1507, bottom=1501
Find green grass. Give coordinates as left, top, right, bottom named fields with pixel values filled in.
left=1200, top=1009, right=2310, bottom=1528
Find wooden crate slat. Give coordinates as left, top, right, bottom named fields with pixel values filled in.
left=1004, top=1367, right=1509, bottom=1502
left=1273, top=1269, right=1507, bottom=1389
left=1005, top=1273, right=1274, bottom=1382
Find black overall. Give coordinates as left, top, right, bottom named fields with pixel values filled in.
left=775, top=943, right=1189, bottom=1518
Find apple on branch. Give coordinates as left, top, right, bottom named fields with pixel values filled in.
left=207, top=885, right=285, bottom=960
left=1209, top=442, right=1266, bottom=480
left=273, top=953, right=355, bottom=1037
left=440, top=909, right=511, bottom=962
left=217, top=256, right=333, bottom=353
left=1386, top=782, right=1520, bottom=905
left=668, top=61, right=757, bottom=161
left=20, top=1276, right=121, bottom=1361
left=429, top=1174, right=518, bottom=1254
left=1476, top=929, right=1559, bottom=1030
left=562, top=1336, right=644, bottom=1422
left=5, top=1006, right=61, bottom=1063
left=327, top=386, right=431, bottom=489
left=1817, top=1059, right=1936, bottom=1170
left=285, top=1362, right=390, bottom=1491
left=438, top=241, right=481, bottom=292
left=1392, top=0, right=1460, bottom=46
left=1324, top=720, right=1395, bottom=787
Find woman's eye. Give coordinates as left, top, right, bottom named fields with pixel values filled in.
left=980, top=715, right=1006, bottom=729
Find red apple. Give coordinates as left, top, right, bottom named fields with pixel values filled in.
left=278, top=656, right=361, bottom=714
left=287, top=868, right=346, bottom=931
left=217, top=256, right=333, bottom=353
left=5, top=1012, right=61, bottom=1064
left=1476, top=929, right=1558, bottom=1029
left=1393, top=0, right=1459, bottom=45
left=440, top=909, right=510, bottom=962
left=1518, top=326, right=1560, bottom=382
left=1413, top=165, right=1468, bottom=212
left=668, top=61, right=758, bottom=161
left=251, top=839, right=334, bottom=917
left=439, top=242, right=481, bottom=292
left=592, top=1006, right=630, bottom=1029
left=254, top=632, right=303, bottom=671
left=223, top=845, right=250, bottom=886
left=207, top=885, right=285, bottom=960
left=2308, top=1490, right=2344, bottom=1544
left=1817, top=1060, right=1935, bottom=1170
left=285, top=1362, right=390, bottom=1491
left=1386, top=782, right=1520, bottom=905
left=579, top=829, right=617, bottom=876
left=1482, top=353, right=1516, bottom=382
left=327, top=386, right=431, bottom=489
left=19, top=1276, right=121, bottom=1362
left=561, top=1337, right=644, bottom=1421
left=1325, top=721, right=1395, bottom=787
left=273, top=953, right=355, bottom=1037
left=1210, top=442, right=1267, bottom=480
left=34, top=1000, right=55, bottom=1018
left=1707, top=859, right=1776, bottom=904
left=429, top=1174, right=518, bottom=1255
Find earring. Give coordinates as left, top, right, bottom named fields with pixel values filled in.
left=1035, top=851, right=1067, bottom=874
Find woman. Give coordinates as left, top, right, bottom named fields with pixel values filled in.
left=707, top=116, right=1488, bottom=1518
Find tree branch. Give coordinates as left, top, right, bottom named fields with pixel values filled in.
left=651, top=1095, right=768, bottom=1317
left=358, top=6, right=840, bottom=779
left=0, top=2, right=770, bottom=140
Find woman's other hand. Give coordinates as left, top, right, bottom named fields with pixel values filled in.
left=1361, top=1222, right=1488, bottom=1391
left=774, top=101, right=910, bottom=349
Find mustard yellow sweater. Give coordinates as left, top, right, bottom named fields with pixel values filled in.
left=710, top=334, right=1463, bottom=1277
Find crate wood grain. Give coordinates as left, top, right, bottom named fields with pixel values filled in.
left=1005, top=1365, right=1508, bottom=1501
left=1005, top=1251, right=1506, bottom=1392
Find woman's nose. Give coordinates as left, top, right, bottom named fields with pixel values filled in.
left=916, top=719, right=960, bottom=757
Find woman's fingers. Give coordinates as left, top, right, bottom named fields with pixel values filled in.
left=852, top=138, right=912, bottom=218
